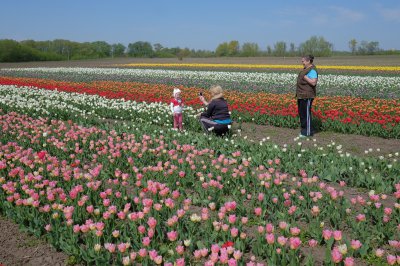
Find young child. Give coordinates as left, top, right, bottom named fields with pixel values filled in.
left=170, top=88, right=184, bottom=131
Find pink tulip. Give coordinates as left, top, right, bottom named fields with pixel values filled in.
left=333, top=230, right=342, bottom=241
left=149, top=249, right=158, bottom=260
left=105, top=243, right=116, bottom=253
left=266, top=233, right=275, bottom=244
left=138, top=248, right=147, bottom=258
left=142, top=237, right=151, bottom=246
left=277, top=236, right=287, bottom=246
left=231, top=227, right=239, bottom=237
left=257, top=226, right=264, bottom=234
left=375, top=248, right=385, bottom=257
left=356, top=213, right=366, bottom=222
left=388, top=240, right=399, bottom=248
left=322, top=229, right=332, bottom=240
left=289, top=237, right=301, bottom=249
left=167, top=231, right=178, bottom=241
left=148, top=228, right=155, bottom=238
left=174, top=245, right=184, bottom=255
left=288, top=205, right=297, bottom=215
left=344, top=257, right=355, bottom=266
left=233, top=250, right=242, bottom=260
left=350, top=240, right=362, bottom=250
left=228, top=214, right=237, bottom=224
left=228, top=258, right=237, bottom=266
left=219, top=253, right=229, bottom=264
left=209, top=253, right=219, bottom=263
left=176, top=258, right=185, bottom=266
left=331, top=247, right=343, bottom=263
left=193, top=250, right=202, bottom=259
left=211, top=244, right=220, bottom=253
left=200, top=248, right=209, bottom=257
left=118, top=243, right=127, bottom=253
left=278, top=221, right=288, bottom=230
left=147, top=217, right=157, bottom=228
left=138, top=225, right=146, bottom=234
left=384, top=207, right=393, bottom=215
left=222, top=224, right=230, bottom=232
left=265, top=223, right=274, bottom=233
left=387, top=255, right=396, bottom=265
left=112, top=230, right=120, bottom=238
left=308, top=239, right=318, bottom=247
left=290, top=227, right=301, bottom=236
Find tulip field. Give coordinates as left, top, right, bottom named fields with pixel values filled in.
left=0, top=61, right=399, bottom=265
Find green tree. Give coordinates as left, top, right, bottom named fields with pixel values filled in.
left=0, top=39, right=62, bottom=62
left=91, top=41, right=111, bottom=58
left=127, top=41, right=154, bottom=57
left=111, top=43, right=126, bottom=57
left=177, top=48, right=191, bottom=60
left=266, top=45, right=272, bottom=55
left=20, top=39, right=37, bottom=49
left=299, top=36, right=332, bottom=56
left=228, top=40, right=240, bottom=56
left=273, top=41, right=287, bottom=56
left=73, top=42, right=97, bottom=59
left=215, top=42, right=229, bottom=56
left=357, top=40, right=380, bottom=55
left=348, top=39, right=357, bottom=54
left=241, top=42, right=259, bottom=57
left=289, top=43, right=296, bottom=56
left=153, top=43, right=163, bottom=52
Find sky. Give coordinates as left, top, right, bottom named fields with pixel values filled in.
left=1, top=0, right=400, bottom=51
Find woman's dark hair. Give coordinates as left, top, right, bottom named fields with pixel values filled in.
left=303, top=55, right=314, bottom=63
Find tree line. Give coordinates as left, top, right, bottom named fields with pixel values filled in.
left=0, top=36, right=398, bottom=62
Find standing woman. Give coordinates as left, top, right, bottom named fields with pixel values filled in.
left=296, top=55, right=318, bottom=137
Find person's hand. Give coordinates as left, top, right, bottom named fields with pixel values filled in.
left=199, top=95, right=205, bottom=102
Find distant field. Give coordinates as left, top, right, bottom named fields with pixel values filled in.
left=0, top=55, right=399, bottom=68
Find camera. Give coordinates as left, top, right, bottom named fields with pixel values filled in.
left=198, top=92, right=203, bottom=96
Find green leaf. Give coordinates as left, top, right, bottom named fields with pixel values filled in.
left=196, top=240, right=206, bottom=249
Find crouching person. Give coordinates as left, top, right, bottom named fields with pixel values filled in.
left=198, top=85, right=232, bottom=136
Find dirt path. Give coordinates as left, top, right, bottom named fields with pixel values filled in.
left=0, top=216, right=69, bottom=266
left=237, top=122, right=400, bottom=158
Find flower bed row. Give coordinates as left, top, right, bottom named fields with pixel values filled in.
left=1, top=67, right=399, bottom=99
left=0, top=84, right=398, bottom=193
left=0, top=76, right=399, bottom=139
left=115, top=63, right=400, bottom=72
left=0, top=111, right=399, bottom=265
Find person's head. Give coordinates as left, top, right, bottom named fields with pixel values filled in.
left=210, top=85, right=223, bottom=99
left=173, top=88, right=181, bottom=99
left=301, top=55, right=314, bottom=67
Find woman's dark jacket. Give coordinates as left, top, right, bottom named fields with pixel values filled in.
left=201, top=98, right=231, bottom=120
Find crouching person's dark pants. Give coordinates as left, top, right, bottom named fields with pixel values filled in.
left=200, top=117, right=230, bottom=136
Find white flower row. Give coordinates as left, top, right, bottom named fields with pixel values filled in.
left=0, top=85, right=200, bottom=126
left=2, top=67, right=399, bottom=94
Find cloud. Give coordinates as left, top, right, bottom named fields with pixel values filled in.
left=328, top=6, right=365, bottom=22
left=378, top=7, right=400, bottom=22
left=276, top=6, right=364, bottom=26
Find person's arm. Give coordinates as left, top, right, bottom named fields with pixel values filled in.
left=304, top=69, right=318, bottom=86
left=170, top=102, right=174, bottom=113
left=304, top=75, right=318, bottom=86
left=199, top=95, right=208, bottom=106
left=204, top=101, right=215, bottom=118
